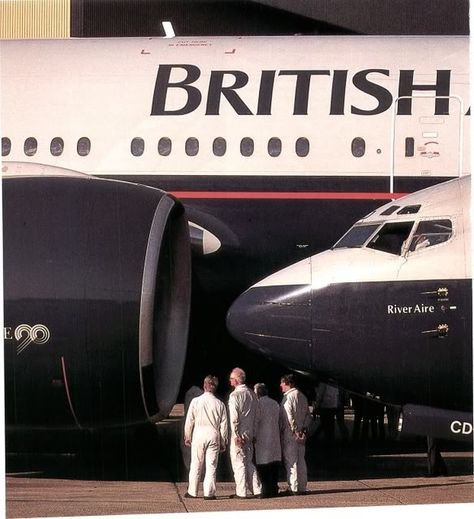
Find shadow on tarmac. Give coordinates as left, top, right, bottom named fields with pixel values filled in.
left=6, top=417, right=473, bottom=484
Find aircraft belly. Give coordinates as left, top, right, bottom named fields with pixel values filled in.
left=106, top=173, right=456, bottom=288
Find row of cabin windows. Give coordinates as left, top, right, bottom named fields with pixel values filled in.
left=3, top=136, right=408, bottom=159
left=152, top=136, right=309, bottom=158
left=1, top=137, right=91, bottom=157
left=2, top=136, right=311, bottom=158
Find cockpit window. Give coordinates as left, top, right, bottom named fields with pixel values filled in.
left=380, top=206, right=400, bottom=216
left=408, top=219, right=452, bottom=252
left=367, top=222, right=414, bottom=255
left=333, top=224, right=380, bottom=249
left=397, top=205, right=421, bottom=215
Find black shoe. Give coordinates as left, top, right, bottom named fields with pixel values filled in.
left=427, top=472, right=447, bottom=478
left=279, top=489, right=294, bottom=497
left=204, top=496, right=216, bottom=500
left=184, top=492, right=197, bottom=498
left=229, top=494, right=247, bottom=499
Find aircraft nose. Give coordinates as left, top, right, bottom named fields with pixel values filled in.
left=226, top=258, right=312, bottom=369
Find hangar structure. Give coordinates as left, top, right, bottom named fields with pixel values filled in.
left=0, top=0, right=470, bottom=39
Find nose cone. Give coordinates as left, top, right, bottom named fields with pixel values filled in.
left=226, top=258, right=312, bottom=370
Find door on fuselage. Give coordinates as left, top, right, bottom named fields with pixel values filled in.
left=392, top=95, right=463, bottom=189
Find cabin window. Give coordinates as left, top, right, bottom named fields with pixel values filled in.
left=351, top=137, right=366, bottom=157
left=333, top=224, right=380, bottom=249
left=50, top=137, right=64, bottom=156
left=213, top=137, right=226, bottom=157
left=131, top=138, right=145, bottom=157
left=185, top=137, right=199, bottom=156
left=295, top=137, right=310, bottom=157
left=240, top=137, right=254, bottom=157
left=268, top=137, right=282, bottom=157
left=409, top=219, right=453, bottom=252
left=2, top=137, right=11, bottom=156
left=24, top=137, right=38, bottom=157
left=158, top=137, right=172, bottom=156
left=405, top=137, right=415, bottom=157
left=77, top=137, right=91, bottom=156
left=367, top=222, right=414, bottom=255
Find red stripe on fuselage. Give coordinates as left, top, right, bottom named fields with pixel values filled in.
left=169, top=191, right=408, bottom=200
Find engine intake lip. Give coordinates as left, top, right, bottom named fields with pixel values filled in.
left=139, top=195, right=191, bottom=422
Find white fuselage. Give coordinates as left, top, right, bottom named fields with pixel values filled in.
left=0, top=36, right=470, bottom=181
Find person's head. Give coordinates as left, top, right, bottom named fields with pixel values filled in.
left=229, top=367, right=246, bottom=388
left=280, top=374, right=296, bottom=393
left=203, top=375, right=218, bottom=393
left=254, top=383, right=267, bottom=399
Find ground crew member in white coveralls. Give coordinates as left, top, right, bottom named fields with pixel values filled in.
left=280, top=373, right=309, bottom=495
left=228, top=367, right=262, bottom=498
left=184, top=375, right=228, bottom=500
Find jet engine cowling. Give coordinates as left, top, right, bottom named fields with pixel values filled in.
left=3, top=163, right=191, bottom=432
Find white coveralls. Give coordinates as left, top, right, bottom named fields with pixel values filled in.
left=228, top=384, right=262, bottom=497
left=255, top=395, right=281, bottom=465
left=184, top=391, right=228, bottom=498
left=181, top=386, right=204, bottom=471
left=280, top=387, right=309, bottom=493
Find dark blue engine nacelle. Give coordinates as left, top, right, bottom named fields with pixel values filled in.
left=3, top=164, right=191, bottom=433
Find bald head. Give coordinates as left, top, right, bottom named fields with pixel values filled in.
left=229, top=367, right=246, bottom=387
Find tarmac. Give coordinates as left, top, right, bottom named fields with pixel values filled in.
left=5, top=406, right=474, bottom=518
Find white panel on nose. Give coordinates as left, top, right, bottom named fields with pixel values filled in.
left=253, top=257, right=312, bottom=288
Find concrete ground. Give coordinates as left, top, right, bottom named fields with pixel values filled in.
left=5, top=472, right=474, bottom=517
